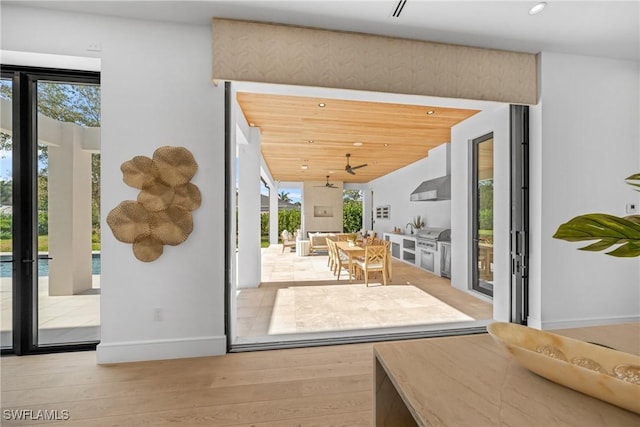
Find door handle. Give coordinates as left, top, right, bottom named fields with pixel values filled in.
left=21, top=259, right=35, bottom=263
left=38, top=256, right=53, bottom=260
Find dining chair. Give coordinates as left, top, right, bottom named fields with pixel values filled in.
left=354, top=244, right=388, bottom=286
left=326, top=237, right=335, bottom=270
left=329, top=239, right=350, bottom=279
left=281, top=230, right=296, bottom=253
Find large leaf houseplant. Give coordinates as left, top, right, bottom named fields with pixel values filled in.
left=553, top=174, right=640, bottom=257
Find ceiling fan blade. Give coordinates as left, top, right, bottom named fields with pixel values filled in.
left=346, top=168, right=356, bottom=175
left=350, top=163, right=368, bottom=170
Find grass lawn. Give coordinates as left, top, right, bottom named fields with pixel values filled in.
left=0, top=236, right=101, bottom=252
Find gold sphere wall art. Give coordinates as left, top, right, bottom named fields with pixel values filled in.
left=107, top=146, right=201, bottom=262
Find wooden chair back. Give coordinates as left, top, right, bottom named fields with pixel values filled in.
left=364, top=245, right=386, bottom=265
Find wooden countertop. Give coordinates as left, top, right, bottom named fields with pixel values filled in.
left=374, top=323, right=640, bottom=426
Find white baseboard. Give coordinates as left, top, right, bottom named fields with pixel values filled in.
left=96, top=335, right=227, bottom=364
left=539, top=315, right=640, bottom=331
left=527, top=316, right=542, bottom=329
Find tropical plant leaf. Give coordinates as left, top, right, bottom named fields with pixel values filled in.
left=625, top=215, right=640, bottom=225
left=606, top=242, right=640, bottom=257
left=578, top=238, right=620, bottom=252
left=626, top=173, right=640, bottom=191
left=553, top=213, right=640, bottom=257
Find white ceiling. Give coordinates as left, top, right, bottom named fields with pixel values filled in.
left=7, top=0, right=639, bottom=61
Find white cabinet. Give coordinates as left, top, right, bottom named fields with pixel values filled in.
left=384, top=233, right=417, bottom=267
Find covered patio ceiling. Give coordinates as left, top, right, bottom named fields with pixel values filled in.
left=236, top=92, right=480, bottom=183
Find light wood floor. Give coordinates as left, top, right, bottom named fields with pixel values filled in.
left=1, top=343, right=377, bottom=426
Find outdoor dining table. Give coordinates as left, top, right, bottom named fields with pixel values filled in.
left=334, top=241, right=364, bottom=282
left=334, top=241, right=392, bottom=283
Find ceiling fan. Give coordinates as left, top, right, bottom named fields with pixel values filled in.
left=315, top=175, right=338, bottom=188
left=345, top=153, right=368, bottom=175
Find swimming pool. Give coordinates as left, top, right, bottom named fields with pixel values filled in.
left=0, top=253, right=101, bottom=277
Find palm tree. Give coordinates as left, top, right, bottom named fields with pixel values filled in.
left=278, top=191, right=291, bottom=202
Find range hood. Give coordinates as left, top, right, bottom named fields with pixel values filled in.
left=410, top=176, right=451, bottom=201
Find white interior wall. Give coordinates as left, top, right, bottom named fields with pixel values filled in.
left=529, top=52, right=640, bottom=329
left=450, top=105, right=510, bottom=322
left=370, top=143, right=452, bottom=237
left=5, top=5, right=638, bottom=362
left=1, top=5, right=227, bottom=362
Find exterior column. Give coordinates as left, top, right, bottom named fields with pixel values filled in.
left=269, top=182, right=279, bottom=245
left=48, top=123, right=93, bottom=295
left=237, top=127, right=261, bottom=288
left=362, top=188, right=373, bottom=230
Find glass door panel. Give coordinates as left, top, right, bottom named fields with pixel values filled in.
left=472, top=134, right=494, bottom=297
left=0, top=77, right=13, bottom=349
left=36, top=80, right=101, bottom=346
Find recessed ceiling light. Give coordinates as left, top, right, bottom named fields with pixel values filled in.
left=353, top=142, right=363, bottom=146
left=301, top=165, right=308, bottom=170
left=249, top=122, right=255, bottom=126
left=529, top=2, right=547, bottom=15
left=329, top=170, right=335, bottom=174
left=318, top=102, right=326, bottom=107
left=426, top=110, right=435, bottom=115
left=308, top=140, right=314, bottom=144
left=384, top=143, right=389, bottom=147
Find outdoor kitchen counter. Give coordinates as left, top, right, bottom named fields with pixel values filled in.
left=373, top=323, right=640, bottom=426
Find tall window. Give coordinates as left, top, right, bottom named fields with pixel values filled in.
left=1, top=66, right=100, bottom=355
left=472, top=133, right=494, bottom=297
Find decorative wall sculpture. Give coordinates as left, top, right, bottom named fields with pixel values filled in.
left=107, top=146, right=201, bottom=262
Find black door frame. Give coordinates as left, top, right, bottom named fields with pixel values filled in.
left=1, top=65, right=100, bottom=355
left=509, top=105, right=529, bottom=325
left=470, top=132, right=495, bottom=297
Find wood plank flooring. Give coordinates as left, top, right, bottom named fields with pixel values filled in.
left=1, top=343, right=377, bottom=426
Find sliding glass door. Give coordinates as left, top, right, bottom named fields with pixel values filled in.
left=1, top=66, right=100, bottom=355
left=0, top=77, right=14, bottom=349
left=471, top=133, right=494, bottom=297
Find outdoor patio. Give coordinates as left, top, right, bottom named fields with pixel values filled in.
left=0, top=275, right=100, bottom=346
left=235, top=244, right=493, bottom=339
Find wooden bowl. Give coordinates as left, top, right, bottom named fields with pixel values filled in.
left=487, top=322, right=640, bottom=414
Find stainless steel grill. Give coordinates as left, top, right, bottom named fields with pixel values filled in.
left=416, top=228, right=451, bottom=249
left=416, top=228, right=451, bottom=276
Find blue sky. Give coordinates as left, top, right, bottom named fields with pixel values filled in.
left=0, top=150, right=11, bottom=180
left=260, top=180, right=301, bottom=203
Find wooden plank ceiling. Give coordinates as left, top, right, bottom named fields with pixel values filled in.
left=236, top=92, right=480, bottom=183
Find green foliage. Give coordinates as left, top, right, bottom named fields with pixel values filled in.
left=479, top=180, right=493, bottom=211
left=37, top=212, right=48, bottom=235
left=0, top=80, right=101, bottom=247
left=343, top=200, right=362, bottom=233
left=553, top=214, right=640, bottom=257
left=0, top=214, right=11, bottom=239
left=626, top=173, right=640, bottom=191
left=479, top=209, right=493, bottom=231
left=553, top=173, right=640, bottom=258
left=343, top=189, right=362, bottom=202
left=0, top=180, right=11, bottom=205
left=38, top=83, right=101, bottom=127
left=260, top=213, right=269, bottom=236
left=278, top=209, right=301, bottom=235
left=409, top=216, right=425, bottom=229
